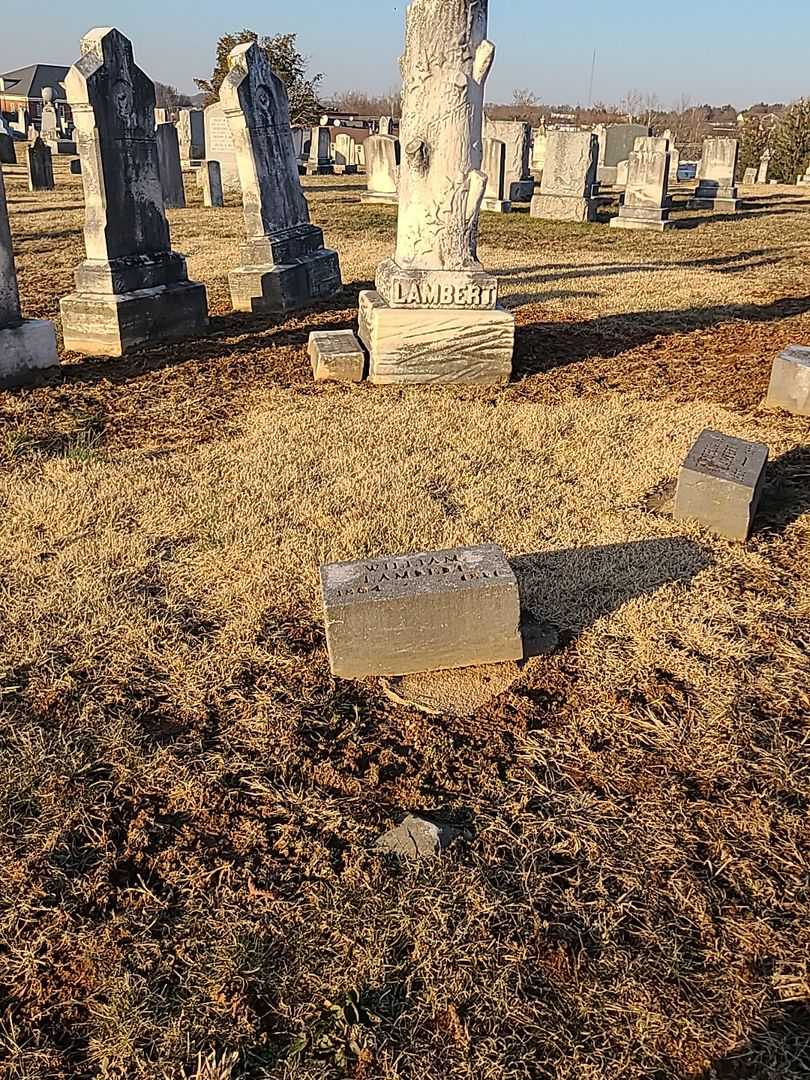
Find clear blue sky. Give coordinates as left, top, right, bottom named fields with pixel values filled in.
left=1, top=0, right=806, bottom=108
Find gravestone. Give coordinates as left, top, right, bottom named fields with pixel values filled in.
left=531, top=125, right=547, bottom=178
left=308, top=329, right=365, bottom=382
left=481, top=138, right=510, bottom=213
left=40, top=87, right=76, bottom=154
left=598, top=123, right=650, bottom=183
left=59, top=27, right=208, bottom=356
left=674, top=429, right=768, bottom=541
left=201, top=160, right=224, bottom=207
left=0, top=121, right=14, bottom=165
left=26, top=137, right=55, bottom=191
left=379, top=115, right=392, bottom=135
left=220, top=42, right=342, bottom=314
left=154, top=107, right=168, bottom=125
left=757, top=148, right=772, bottom=184
left=177, top=108, right=205, bottom=162
left=14, top=105, right=30, bottom=135
left=531, top=130, right=599, bottom=222
left=0, top=167, right=60, bottom=386
left=358, top=0, right=514, bottom=386
left=765, top=345, right=810, bottom=417
left=361, top=134, right=399, bottom=203
left=616, top=159, right=630, bottom=187
left=610, top=146, right=674, bottom=231
left=743, top=167, right=757, bottom=184
left=156, top=123, right=186, bottom=208
left=668, top=146, right=681, bottom=184
left=687, top=138, right=741, bottom=211
left=355, top=140, right=366, bottom=169
left=304, top=126, right=333, bottom=175
left=290, top=125, right=305, bottom=161
left=484, top=118, right=534, bottom=201
left=204, top=102, right=240, bottom=191
left=321, top=544, right=523, bottom=678
left=334, top=133, right=358, bottom=174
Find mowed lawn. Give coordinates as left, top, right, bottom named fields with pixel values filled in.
left=0, top=168, right=808, bottom=1080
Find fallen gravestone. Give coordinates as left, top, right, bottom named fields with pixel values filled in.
left=220, top=42, right=342, bottom=314
left=321, top=543, right=523, bottom=679
left=309, top=330, right=365, bottom=382
left=674, top=429, right=768, bottom=541
left=765, top=345, right=810, bottom=417
left=358, top=0, right=514, bottom=385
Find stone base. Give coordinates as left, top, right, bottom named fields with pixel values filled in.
left=361, top=192, right=399, bottom=205
left=333, top=165, right=358, bottom=175
left=610, top=211, right=676, bottom=232
left=60, top=281, right=208, bottom=357
left=0, top=319, right=60, bottom=388
left=508, top=179, right=535, bottom=202
left=531, top=193, right=598, bottom=222
left=302, top=164, right=333, bottom=176
left=687, top=197, right=741, bottom=212
left=358, top=290, right=514, bottom=386
left=481, top=197, right=511, bottom=213
left=309, top=330, right=365, bottom=383
left=229, top=249, right=342, bottom=315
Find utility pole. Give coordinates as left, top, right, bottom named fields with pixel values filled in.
left=587, top=49, right=597, bottom=108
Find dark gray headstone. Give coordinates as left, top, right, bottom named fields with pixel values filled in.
left=27, top=137, right=55, bottom=192
left=674, top=429, right=769, bottom=541
left=156, top=123, right=186, bottom=208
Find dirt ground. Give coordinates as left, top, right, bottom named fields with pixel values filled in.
left=0, top=169, right=808, bottom=1080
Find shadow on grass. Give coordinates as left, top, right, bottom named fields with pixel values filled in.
left=756, top=445, right=810, bottom=536
left=695, top=1002, right=810, bottom=1080
left=511, top=537, right=712, bottom=643
left=513, top=295, right=810, bottom=379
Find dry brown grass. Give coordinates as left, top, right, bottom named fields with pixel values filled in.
left=0, top=169, right=808, bottom=1080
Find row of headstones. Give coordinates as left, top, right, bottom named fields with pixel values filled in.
left=0, top=27, right=343, bottom=389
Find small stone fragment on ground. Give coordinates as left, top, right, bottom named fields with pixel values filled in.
left=374, top=814, right=464, bottom=858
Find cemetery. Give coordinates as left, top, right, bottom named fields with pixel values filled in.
left=0, top=4, right=808, bottom=1080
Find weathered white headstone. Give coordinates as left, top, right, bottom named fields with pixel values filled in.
left=531, top=130, right=599, bottom=222
left=220, top=42, right=342, bottom=314
left=177, top=108, right=205, bottom=162
left=610, top=146, right=675, bottom=231
left=59, top=27, right=208, bottom=356
left=334, top=133, right=358, bottom=174
left=26, top=137, right=55, bottom=191
left=0, top=167, right=60, bottom=386
left=361, top=135, right=400, bottom=204
left=481, top=138, right=510, bottom=213
left=687, top=138, right=741, bottom=212
left=674, top=430, right=768, bottom=541
left=379, top=116, right=393, bottom=136
left=743, top=167, right=757, bottom=184
left=204, top=102, right=240, bottom=191
left=357, top=0, right=515, bottom=385
left=757, top=148, right=772, bottom=184
left=765, top=345, right=810, bottom=417
left=156, top=123, right=186, bottom=209
left=484, top=118, right=534, bottom=201
left=531, top=125, right=547, bottom=179
left=154, top=107, right=168, bottom=126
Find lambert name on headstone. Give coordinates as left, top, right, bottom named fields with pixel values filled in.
left=674, top=429, right=768, bottom=541
left=220, top=42, right=342, bottom=314
left=358, top=0, right=515, bottom=385
left=59, top=28, right=208, bottom=356
left=321, top=543, right=523, bottom=678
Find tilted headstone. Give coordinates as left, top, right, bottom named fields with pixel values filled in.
left=177, top=108, right=205, bottom=162
left=674, top=430, right=768, bottom=541
left=687, top=138, right=741, bottom=212
left=481, top=137, right=510, bottom=213
left=304, top=126, right=333, bottom=175
left=531, top=130, right=599, bottom=222
left=361, top=134, right=400, bottom=203
left=334, top=133, right=358, bottom=174
left=765, top=345, right=810, bottom=417
left=203, top=102, right=240, bottom=191
left=156, top=123, right=186, bottom=209
left=220, top=42, right=342, bottom=314
left=484, top=118, right=534, bottom=201
left=59, top=27, right=208, bottom=356
left=26, top=137, right=55, bottom=191
left=358, top=0, right=514, bottom=386
left=0, top=168, right=59, bottom=386
left=321, top=544, right=523, bottom=678
left=611, top=146, right=674, bottom=231
left=201, top=160, right=224, bottom=207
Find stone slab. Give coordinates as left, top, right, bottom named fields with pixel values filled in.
left=320, top=543, right=523, bottom=678
left=229, top=249, right=341, bottom=315
left=309, top=329, right=365, bottom=382
left=686, top=196, right=741, bottom=212
left=376, top=258, right=498, bottom=310
left=0, top=319, right=60, bottom=388
left=60, top=281, right=208, bottom=357
left=765, top=345, right=810, bottom=416
left=358, top=290, right=514, bottom=386
left=480, top=198, right=511, bottom=213
left=610, top=212, right=676, bottom=232
left=374, top=815, right=461, bottom=858
left=674, top=429, right=769, bottom=541
left=360, top=192, right=399, bottom=205
left=531, top=193, right=598, bottom=222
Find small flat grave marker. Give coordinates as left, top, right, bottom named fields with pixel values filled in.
left=320, top=543, right=523, bottom=678
left=674, top=429, right=769, bottom=541
left=765, top=345, right=810, bottom=417
left=309, top=330, right=365, bottom=383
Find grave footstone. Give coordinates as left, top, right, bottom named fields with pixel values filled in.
left=674, top=429, right=768, bottom=541
left=484, top=118, right=534, bottom=201
left=481, top=137, right=511, bottom=213
left=357, top=0, right=514, bottom=385
left=156, top=123, right=186, bottom=208
left=361, top=134, right=399, bottom=204
left=201, top=160, right=224, bottom=207
left=0, top=167, right=60, bottom=386
left=531, top=130, right=599, bottom=222
left=220, top=41, right=342, bottom=314
left=321, top=543, right=523, bottom=678
left=309, top=329, right=365, bottom=382
left=59, top=27, right=208, bottom=356
left=26, top=137, right=55, bottom=191
left=765, top=345, right=810, bottom=417
left=611, top=145, right=674, bottom=231
left=687, top=138, right=741, bottom=212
